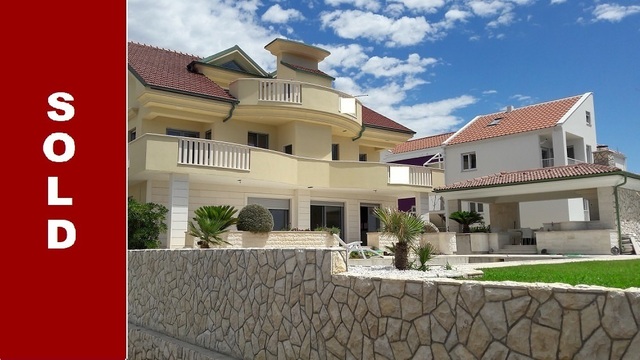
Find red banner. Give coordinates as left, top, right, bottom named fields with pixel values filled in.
left=1, top=2, right=126, bottom=359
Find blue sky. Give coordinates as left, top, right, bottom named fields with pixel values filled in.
left=128, top=0, right=640, bottom=173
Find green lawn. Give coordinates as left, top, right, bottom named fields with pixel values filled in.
left=474, top=259, right=640, bottom=289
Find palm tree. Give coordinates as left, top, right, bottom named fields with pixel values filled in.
left=373, top=207, right=425, bottom=270
left=449, top=210, right=484, bottom=233
left=188, top=205, right=238, bottom=247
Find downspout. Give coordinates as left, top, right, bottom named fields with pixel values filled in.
left=613, top=173, right=628, bottom=254
left=352, top=125, right=365, bottom=141
left=223, top=102, right=237, bottom=122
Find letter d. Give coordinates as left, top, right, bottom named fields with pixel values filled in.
left=48, top=219, right=76, bottom=249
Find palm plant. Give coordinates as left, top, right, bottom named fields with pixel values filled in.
left=449, top=210, right=484, bottom=233
left=373, top=207, right=425, bottom=270
left=188, top=205, right=238, bottom=248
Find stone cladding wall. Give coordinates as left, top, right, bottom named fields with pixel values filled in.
left=619, top=188, right=640, bottom=238
left=128, top=249, right=640, bottom=359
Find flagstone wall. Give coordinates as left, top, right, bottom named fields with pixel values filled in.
left=128, top=249, right=640, bottom=360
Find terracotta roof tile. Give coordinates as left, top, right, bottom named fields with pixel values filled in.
left=446, top=94, right=584, bottom=145
left=280, top=62, right=335, bottom=80
left=435, top=163, right=620, bottom=191
left=362, top=106, right=414, bottom=134
left=390, top=132, right=455, bottom=154
left=128, top=42, right=236, bottom=102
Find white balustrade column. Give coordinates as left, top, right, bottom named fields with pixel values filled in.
left=167, top=174, right=190, bottom=248
left=294, top=189, right=311, bottom=230
left=415, top=192, right=431, bottom=222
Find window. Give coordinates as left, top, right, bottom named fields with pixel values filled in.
left=586, top=111, right=591, bottom=126
left=469, top=202, right=484, bottom=213
left=586, top=145, right=593, bottom=163
left=283, top=144, right=293, bottom=154
left=205, top=130, right=212, bottom=140
left=248, top=132, right=269, bottom=149
left=462, top=152, right=476, bottom=171
left=128, top=128, right=136, bottom=142
left=311, top=202, right=344, bottom=238
left=332, top=144, right=340, bottom=160
left=248, top=198, right=290, bottom=231
left=488, top=117, right=503, bottom=126
left=167, top=128, right=199, bottom=138
left=359, top=153, right=367, bottom=162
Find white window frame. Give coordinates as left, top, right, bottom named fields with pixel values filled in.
left=462, top=152, right=477, bottom=171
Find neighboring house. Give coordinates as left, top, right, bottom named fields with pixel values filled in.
left=127, top=38, right=444, bottom=248
left=385, top=93, right=617, bottom=232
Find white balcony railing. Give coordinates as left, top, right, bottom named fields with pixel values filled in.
left=388, top=166, right=433, bottom=187
left=178, top=138, right=250, bottom=171
left=542, top=158, right=554, bottom=168
left=258, top=80, right=302, bottom=103
left=567, top=158, right=584, bottom=165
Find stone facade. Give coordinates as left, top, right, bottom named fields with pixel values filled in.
left=129, top=249, right=640, bottom=360
left=619, top=188, right=640, bottom=238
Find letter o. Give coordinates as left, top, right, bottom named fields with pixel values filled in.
left=43, top=132, right=75, bottom=163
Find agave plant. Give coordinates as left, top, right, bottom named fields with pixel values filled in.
left=188, top=205, right=238, bottom=248
left=373, top=207, right=425, bottom=270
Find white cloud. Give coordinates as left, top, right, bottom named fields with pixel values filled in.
left=487, top=11, right=515, bottom=27
left=550, top=0, right=567, bottom=4
left=592, top=4, right=640, bottom=22
left=361, top=54, right=438, bottom=78
left=128, top=0, right=282, bottom=71
left=483, top=89, right=498, bottom=94
left=510, top=94, right=533, bottom=103
left=324, top=0, right=381, bottom=11
left=467, top=0, right=512, bottom=17
left=261, top=4, right=305, bottom=23
left=320, top=10, right=434, bottom=46
left=380, top=95, right=479, bottom=137
left=445, top=8, right=474, bottom=22
left=389, top=0, right=447, bottom=13
left=316, top=43, right=370, bottom=75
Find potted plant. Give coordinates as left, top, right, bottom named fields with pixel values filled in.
left=373, top=207, right=425, bottom=270
left=449, top=210, right=484, bottom=233
left=188, top=205, right=238, bottom=248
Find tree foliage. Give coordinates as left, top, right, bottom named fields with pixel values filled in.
left=128, top=197, right=168, bottom=249
left=373, top=207, right=425, bottom=270
left=236, top=204, right=274, bottom=233
left=449, top=210, right=484, bottom=233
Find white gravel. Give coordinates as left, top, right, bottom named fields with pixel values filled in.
left=346, top=265, right=475, bottom=279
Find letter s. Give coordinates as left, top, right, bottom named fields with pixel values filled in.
left=47, top=92, right=75, bottom=121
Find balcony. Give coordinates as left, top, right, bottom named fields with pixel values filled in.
left=542, top=158, right=555, bottom=168
left=229, top=79, right=362, bottom=129
left=129, top=135, right=443, bottom=191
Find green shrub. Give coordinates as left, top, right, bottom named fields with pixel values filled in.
left=128, top=197, right=168, bottom=249
left=410, top=242, right=436, bottom=271
left=237, top=204, right=274, bottom=233
left=188, top=205, right=237, bottom=247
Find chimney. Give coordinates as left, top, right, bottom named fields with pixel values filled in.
left=506, top=105, right=514, bottom=112
left=593, top=144, right=614, bottom=167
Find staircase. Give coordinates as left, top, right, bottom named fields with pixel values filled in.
left=621, top=235, right=637, bottom=255
left=494, top=245, right=538, bottom=255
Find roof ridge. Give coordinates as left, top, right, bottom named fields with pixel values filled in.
left=128, top=41, right=202, bottom=58
left=479, top=93, right=587, bottom=118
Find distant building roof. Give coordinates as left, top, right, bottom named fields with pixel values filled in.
left=435, top=163, right=621, bottom=192
left=128, top=42, right=237, bottom=102
left=390, top=132, right=455, bottom=154
left=445, top=94, right=588, bottom=145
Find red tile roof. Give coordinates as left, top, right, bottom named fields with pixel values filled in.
left=280, top=62, right=335, bottom=80
left=445, top=94, right=586, bottom=145
left=362, top=106, right=415, bottom=134
left=128, top=42, right=236, bottom=102
left=390, top=132, right=455, bottom=154
left=435, top=163, right=621, bottom=191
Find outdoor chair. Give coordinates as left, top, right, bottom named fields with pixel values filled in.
left=521, top=228, right=534, bottom=245
left=333, top=234, right=367, bottom=259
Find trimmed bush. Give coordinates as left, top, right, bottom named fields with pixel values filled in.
left=237, top=204, right=273, bottom=233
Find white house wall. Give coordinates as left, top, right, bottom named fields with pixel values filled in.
left=558, top=94, right=597, bottom=163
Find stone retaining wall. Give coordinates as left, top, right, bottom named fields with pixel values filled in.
left=128, top=249, right=640, bottom=359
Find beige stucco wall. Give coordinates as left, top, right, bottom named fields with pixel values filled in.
left=536, top=230, right=618, bottom=255
left=489, top=203, right=520, bottom=232
left=129, top=249, right=640, bottom=360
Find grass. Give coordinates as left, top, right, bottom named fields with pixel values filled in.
left=473, top=259, right=640, bottom=289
